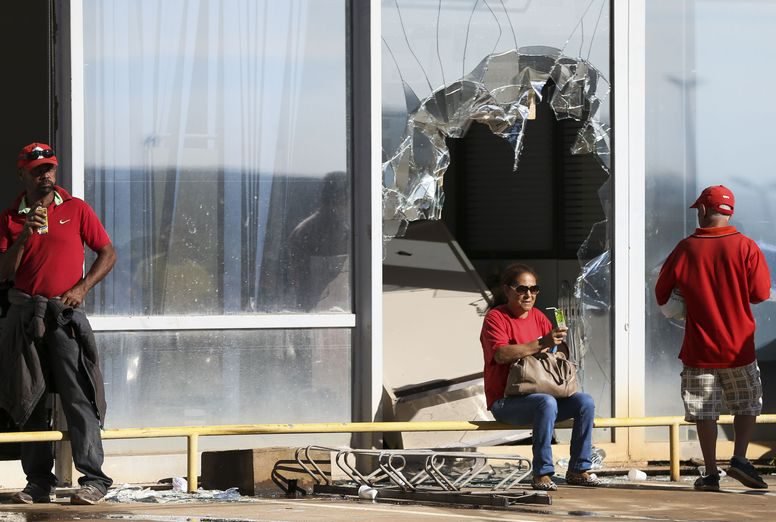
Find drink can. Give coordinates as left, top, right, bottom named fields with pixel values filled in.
left=36, top=206, right=48, bottom=235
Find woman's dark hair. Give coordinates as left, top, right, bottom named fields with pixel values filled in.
left=490, top=263, right=539, bottom=308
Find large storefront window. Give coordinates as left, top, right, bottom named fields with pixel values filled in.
left=381, top=0, right=613, bottom=419
left=646, top=1, right=776, bottom=437
left=82, top=0, right=351, bottom=316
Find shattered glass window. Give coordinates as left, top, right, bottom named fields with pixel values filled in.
left=646, top=1, right=776, bottom=439
left=382, top=1, right=612, bottom=417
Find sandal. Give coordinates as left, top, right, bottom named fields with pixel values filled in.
left=565, top=470, right=601, bottom=487
left=531, top=474, right=558, bottom=491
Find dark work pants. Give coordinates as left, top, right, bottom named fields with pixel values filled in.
left=21, top=319, right=112, bottom=493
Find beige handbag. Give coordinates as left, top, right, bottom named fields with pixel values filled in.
left=504, top=351, right=578, bottom=398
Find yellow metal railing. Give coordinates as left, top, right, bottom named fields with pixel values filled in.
left=2, top=415, right=776, bottom=492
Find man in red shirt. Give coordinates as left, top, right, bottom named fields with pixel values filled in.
left=656, top=185, right=771, bottom=491
left=0, top=143, right=116, bottom=504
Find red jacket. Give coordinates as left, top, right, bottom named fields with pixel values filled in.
left=655, top=226, right=771, bottom=368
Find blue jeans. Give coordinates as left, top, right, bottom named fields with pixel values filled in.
left=491, top=392, right=595, bottom=478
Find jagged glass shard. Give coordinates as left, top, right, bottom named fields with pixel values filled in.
left=382, top=189, right=403, bottom=221
left=385, top=136, right=412, bottom=194
left=578, top=220, right=610, bottom=266
left=572, top=119, right=611, bottom=172
left=382, top=45, right=610, bottom=229
left=403, top=80, right=422, bottom=115
left=411, top=127, right=438, bottom=173
left=383, top=218, right=408, bottom=243
left=576, top=249, right=611, bottom=314
left=551, top=60, right=589, bottom=120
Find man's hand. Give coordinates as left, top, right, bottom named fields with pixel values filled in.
left=22, top=203, right=47, bottom=238
left=0, top=202, right=47, bottom=281
left=62, top=280, right=88, bottom=308
left=61, top=243, right=116, bottom=309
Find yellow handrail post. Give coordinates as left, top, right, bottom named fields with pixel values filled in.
left=669, top=422, right=681, bottom=482
left=188, top=433, right=199, bottom=493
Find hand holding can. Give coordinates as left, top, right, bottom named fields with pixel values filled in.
left=35, top=206, right=49, bottom=235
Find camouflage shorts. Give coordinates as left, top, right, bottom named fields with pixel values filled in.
left=681, top=362, right=762, bottom=421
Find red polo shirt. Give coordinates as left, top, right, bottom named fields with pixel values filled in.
left=0, top=187, right=111, bottom=298
left=480, top=305, right=552, bottom=409
left=655, top=226, right=771, bottom=368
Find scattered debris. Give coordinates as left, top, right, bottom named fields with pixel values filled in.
left=171, top=477, right=187, bottom=492
left=627, top=469, right=647, bottom=481
left=104, top=484, right=246, bottom=504
left=357, top=485, right=378, bottom=501
left=590, top=447, right=606, bottom=469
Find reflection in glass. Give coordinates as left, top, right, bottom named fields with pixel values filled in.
left=287, top=171, right=351, bottom=312
left=646, top=1, right=776, bottom=439
left=82, top=0, right=351, bottom=315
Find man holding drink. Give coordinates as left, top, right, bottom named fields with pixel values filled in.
left=0, top=142, right=116, bottom=504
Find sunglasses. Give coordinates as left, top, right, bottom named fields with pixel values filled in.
left=509, top=284, right=541, bottom=295
left=24, top=149, right=55, bottom=161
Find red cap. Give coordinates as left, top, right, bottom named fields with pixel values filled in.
left=690, top=185, right=735, bottom=215
left=16, top=142, right=58, bottom=171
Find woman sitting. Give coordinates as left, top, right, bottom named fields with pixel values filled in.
left=479, top=263, right=600, bottom=491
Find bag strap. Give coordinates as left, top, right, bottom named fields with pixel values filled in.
left=540, top=355, right=566, bottom=385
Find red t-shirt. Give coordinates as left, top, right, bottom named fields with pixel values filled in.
left=655, top=226, right=771, bottom=368
left=0, top=187, right=111, bottom=298
left=480, top=305, right=553, bottom=409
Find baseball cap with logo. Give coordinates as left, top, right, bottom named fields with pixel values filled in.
left=690, top=185, right=735, bottom=215
left=16, top=142, right=58, bottom=172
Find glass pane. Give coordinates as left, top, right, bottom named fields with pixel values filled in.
left=99, top=328, right=351, bottom=453
left=97, top=329, right=352, bottom=454
left=82, top=0, right=351, bottom=315
left=381, top=0, right=613, bottom=423
left=646, top=0, right=776, bottom=439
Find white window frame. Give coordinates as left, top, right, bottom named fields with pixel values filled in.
left=89, top=314, right=356, bottom=331
left=612, top=0, right=646, bottom=450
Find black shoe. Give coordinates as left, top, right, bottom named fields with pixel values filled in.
left=70, top=485, right=106, bottom=505
left=727, top=456, right=768, bottom=489
left=10, top=483, right=54, bottom=504
left=694, top=474, right=720, bottom=491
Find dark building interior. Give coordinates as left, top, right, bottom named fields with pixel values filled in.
left=0, top=0, right=52, bottom=209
